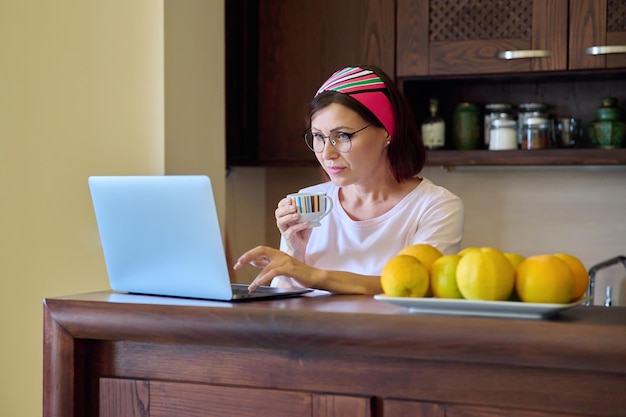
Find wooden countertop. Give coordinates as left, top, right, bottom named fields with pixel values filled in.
left=45, top=290, right=626, bottom=375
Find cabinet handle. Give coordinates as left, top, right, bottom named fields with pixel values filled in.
left=585, top=45, right=626, bottom=55
left=497, top=50, right=551, bottom=60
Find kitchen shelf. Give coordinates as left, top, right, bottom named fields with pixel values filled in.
left=425, top=149, right=626, bottom=167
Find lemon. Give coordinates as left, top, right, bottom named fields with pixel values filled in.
left=456, top=247, right=515, bottom=301
left=458, top=247, right=480, bottom=257
left=504, top=253, right=526, bottom=270
left=553, top=253, right=588, bottom=302
left=430, top=254, right=463, bottom=299
left=398, top=244, right=443, bottom=271
left=516, top=254, right=575, bottom=304
left=502, top=253, right=525, bottom=301
left=380, top=255, right=430, bottom=297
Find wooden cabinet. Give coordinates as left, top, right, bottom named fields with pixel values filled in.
left=396, top=0, right=626, bottom=167
left=227, top=0, right=626, bottom=167
left=569, top=0, right=626, bottom=70
left=44, top=292, right=626, bottom=417
left=397, top=0, right=626, bottom=77
left=100, top=377, right=372, bottom=417
left=256, top=0, right=394, bottom=164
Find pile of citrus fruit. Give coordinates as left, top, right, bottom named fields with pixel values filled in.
left=380, top=244, right=589, bottom=304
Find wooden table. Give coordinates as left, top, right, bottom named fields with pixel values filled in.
left=43, top=291, right=626, bottom=417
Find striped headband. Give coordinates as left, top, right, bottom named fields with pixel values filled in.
left=315, top=67, right=396, bottom=139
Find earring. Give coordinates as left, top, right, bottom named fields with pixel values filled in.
left=386, top=140, right=391, bottom=146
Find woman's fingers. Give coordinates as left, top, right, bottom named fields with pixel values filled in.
left=233, top=246, right=304, bottom=292
left=275, top=199, right=299, bottom=231
left=233, top=246, right=272, bottom=270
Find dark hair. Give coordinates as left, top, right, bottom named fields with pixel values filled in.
left=306, top=65, right=426, bottom=183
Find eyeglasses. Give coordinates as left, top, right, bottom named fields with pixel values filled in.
left=303, top=125, right=371, bottom=153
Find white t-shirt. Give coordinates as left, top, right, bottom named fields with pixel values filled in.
left=277, top=178, right=464, bottom=280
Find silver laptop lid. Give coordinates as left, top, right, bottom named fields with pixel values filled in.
left=88, top=175, right=233, bottom=301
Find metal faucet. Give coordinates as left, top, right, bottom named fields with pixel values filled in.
left=586, top=255, right=626, bottom=306
left=605, top=286, right=612, bottom=307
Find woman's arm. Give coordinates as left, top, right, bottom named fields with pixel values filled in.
left=233, top=245, right=383, bottom=295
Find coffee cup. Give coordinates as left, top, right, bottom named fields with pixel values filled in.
left=287, top=192, right=333, bottom=228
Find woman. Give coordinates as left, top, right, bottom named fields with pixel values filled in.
left=234, top=66, right=463, bottom=295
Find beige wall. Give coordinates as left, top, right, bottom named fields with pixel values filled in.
left=164, top=0, right=225, bottom=223
left=0, top=1, right=224, bottom=415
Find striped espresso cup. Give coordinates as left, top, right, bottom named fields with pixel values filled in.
left=287, top=192, right=333, bottom=228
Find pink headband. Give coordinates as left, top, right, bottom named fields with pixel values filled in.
left=315, top=67, right=396, bottom=139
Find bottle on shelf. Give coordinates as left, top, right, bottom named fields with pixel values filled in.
left=421, top=98, right=446, bottom=150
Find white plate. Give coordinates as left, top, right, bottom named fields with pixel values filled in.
left=373, top=295, right=588, bottom=320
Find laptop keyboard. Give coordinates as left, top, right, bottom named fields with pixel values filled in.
left=232, top=285, right=253, bottom=295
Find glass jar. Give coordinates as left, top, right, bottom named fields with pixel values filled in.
left=588, top=97, right=625, bottom=149
left=484, top=103, right=513, bottom=149
left=489, top=117, right=518, bottom=150
left=453, top=102, right=481, bottom=150
left=521, top=117, right=551, bottom=150
left=518, top=103, right=548, bottom=146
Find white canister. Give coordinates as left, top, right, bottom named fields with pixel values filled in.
left=489, top=118, right=518, bottom=150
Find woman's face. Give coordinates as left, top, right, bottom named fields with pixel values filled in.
left=311, top=103, right=390, bottom=187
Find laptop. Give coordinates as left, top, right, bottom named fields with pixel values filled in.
left=88, top=175, right=312, bottom=301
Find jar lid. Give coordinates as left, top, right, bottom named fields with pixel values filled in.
left=456, top=102, right=479, bottom=111
left=485, top=103, right=513, bottom=112
left=519, top=103, right=547, bottom=112
left=523, top=117, right=550, bottom=128
left=601, top=97, right=618, bottom=107
left=596, top=97, right=622, bottom=121
left=491, top=118, right=517, bottom=128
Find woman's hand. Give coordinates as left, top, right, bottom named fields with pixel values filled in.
left=233, top=246, right=318, bottom=291
left=275, top=197, right=313, bottom=260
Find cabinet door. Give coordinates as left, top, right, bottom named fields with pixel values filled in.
left=385, top=399, right=445, bottom=417
left=258, top=0, right=394, bottom=163
left=569, top=0, right=626, bottom=70
left=312, top=393, right=373, bottom=417
left=100, top=377, right=312, bottom=417
left=100, top=378, right=375, bottom=417
left=397, top=0, right=568, bottom=77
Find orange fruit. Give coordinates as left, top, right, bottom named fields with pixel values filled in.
left=553, top=253, right=589, bottom=301
left=456, top=247, right=515, bottom=301
left=380, top=255, right=430, bottom=297
left=516, top=254, right=575, bottom=304
left=398, top=244, right=443, bottom=271
left=430, top=254, right=463, bottom=299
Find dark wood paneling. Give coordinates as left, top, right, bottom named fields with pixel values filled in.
left=569, top=0, right=608, bottom=70
left=426, top=149, right=626, bottom=167
left=607, top=32, right=626, bottom=68
left=312, top=394, right=373, bottom=417
left=446, top=404, right=581, bottom=417
left=429, top=39, right=531, bottom=75
left=385, top=400, right=445, bottom=417
left=43, top=302, right=76, bottom=417
left=257, top=0, right=394, bottom=163
left=43, top=292, right=626, bottom=417
left=397, top=0, right=430, bottom=77
left=85, top=340, right=626, bottom=416
left=150, top=380, right=311, bottom=417
left=225, top=0, right=258, bottom=165
left=100, top=378, right=149, bottom=417
left=531, top=0, right=568, bottom=71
